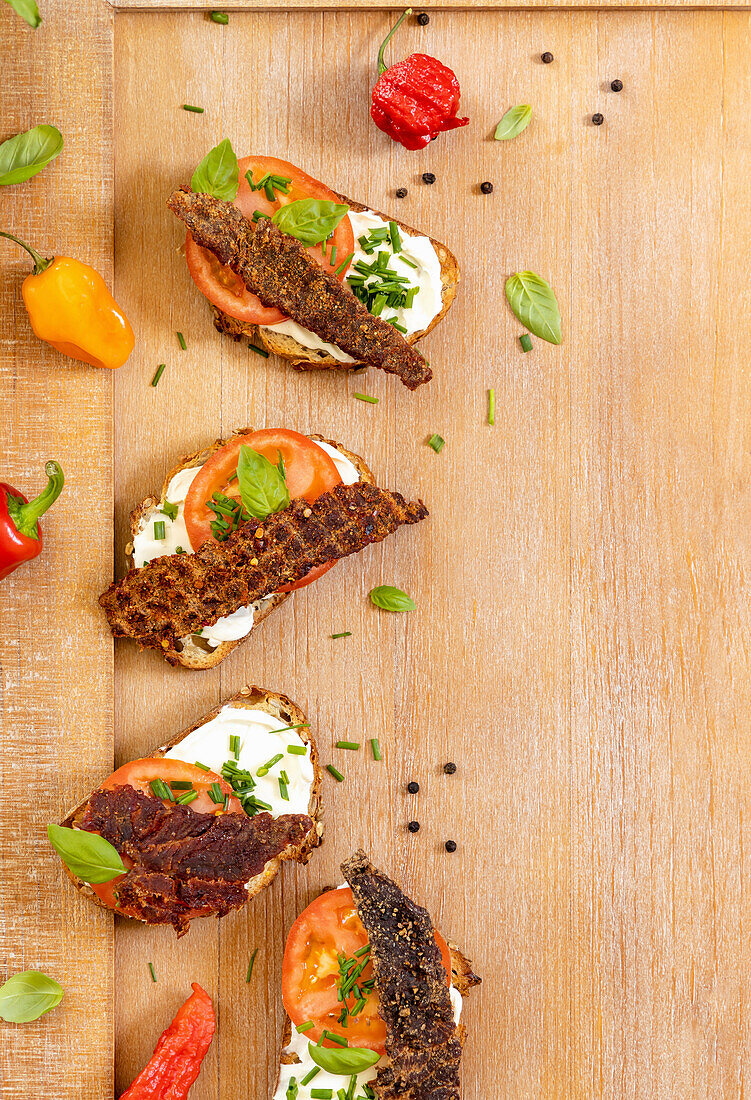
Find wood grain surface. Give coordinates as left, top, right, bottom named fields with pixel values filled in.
left=0, top=1, right=115, bottom=1098
left=2, top=3, right=750, bottom=1099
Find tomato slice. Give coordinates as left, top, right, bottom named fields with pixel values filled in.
left=89, top=758, right=244, bottom=915
left=184, top=155, right=355, bottom=326
left=281, top=887, right=452, bottom=1054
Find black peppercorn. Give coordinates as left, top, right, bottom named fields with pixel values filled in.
left=407, top=820, right=420, bottom=833
left=611, top=79, right=623, bottom=92
left=445, top=840, right=457, bottom=853
left=480, top=181, right=493, bottom=194
left=422, top=172, right=436, bottom=184
left=541, top=52, right=554, bottom=64
left=592, top=113, right=604, bottom=126
left=417, top=12, right=429, bottom=25
left=395, top=187, right=408, bottom=198
left=443, top=762, right=457, bottom=775
left=407, top=781, right=420, bottom=794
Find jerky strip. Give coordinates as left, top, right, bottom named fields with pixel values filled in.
left=100, top=482, right=427, bottom=651
left=342, top=850, right=463, bottom=1100
left=168, top=188, right=432, bottom=390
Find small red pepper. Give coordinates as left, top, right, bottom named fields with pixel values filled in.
left=120, top=983, right=215, bottom=1100
left=371, top=8, right=470, bottom=151
left=0, top=461, right=65, bottom=581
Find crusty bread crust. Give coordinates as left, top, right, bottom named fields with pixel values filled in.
left=126, top=429, right=374, bottom=669
left=60, top=686, right=323, bottom=925
left=210, top=196, right=460, bottom=371
left=274, top=942, right=479, bottom=1082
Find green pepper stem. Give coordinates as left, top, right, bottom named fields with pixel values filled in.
left=0, top=230, right=54, bottom=275
left=377, top=7, right=413, bottom=75
left=11, top=461, right=65, bottom=538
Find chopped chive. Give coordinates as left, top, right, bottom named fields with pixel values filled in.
left=168, top=780, right=193, bottom=790
left=310, top=1091, right=333, bottom=1099
left=263, top=179, right=276, bottom=202
left=428, top=434, right=445, bottom=454
left=153, top=520, right=166, bottom=540
left=208, top=782, right=224, bottom=804
left=161, top=500, right=178, bottom=521
left=194, top=761, right=211, bottom=772
left=248, top=342, right=269, bottom=358
left=176, top=331, right=186, bottom=350
left=327, top=764, right=345, bottom=782
left=329, top=244, right=337, bottom=266
left=257, top=752, right=284, bottom=776
left=389, top=221, right=402, bottom=253
left=519, top=333, right=533, bottom=352
left=286, top=745, right=307, bottom=755
left=322, top=1031, right=348, bottom=1047
left=150, top=778, right=174, bottom=801
left=151, top=363, right=166, bottom=387
left=210, top=10, right=228, bottom=22
left=246, top=947, right=259, bottom=982
left=399, top=255, right=418, bottom=270
left=245, top=169, right=257, bottom=191
left=331, top=631, right=352, bottom=639
left=297, top=1020, right=315, bottom=1033
left=182, top=104, right=204, bottom=113
left=333, top=252, right=354, bottom=276
left=301, top=1068, right=321, bottom=1087
left=280, top=769, right=289, bottom=783
left=336, top=741, right=360, bottom=750
left=279, top=778, right=289, bottom=801
left=268, top=722, right=310, bottom=735
left=488, top=388, right=495, bottom=426
left=148, top=962, right=157, bottom=983
left=353, top=393, right=379, bottom=404
left=229, top=734, right=241, bottom=760
left=370, top=738, right=382, bottom=761
left=176, top=789, right=198, bottom=805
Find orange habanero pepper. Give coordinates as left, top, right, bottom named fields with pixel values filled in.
left=1, top=229, right=135, bottom=369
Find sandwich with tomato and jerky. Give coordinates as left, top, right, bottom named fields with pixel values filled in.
left=168, top=142, right=459, bottom=389
left=274, top=851, right=480, bottom=1100
left=99, top=427, right=427, bottom=669
left=49, top=687, right=322, bottom=936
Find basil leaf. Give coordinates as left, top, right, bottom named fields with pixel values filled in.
left=494, top=105, right=532, bottom=141
left=237, top=445, right=289, bottom=521
left=369, top=585, right=416, bottom=613
left=191, top=138, right=238, bottom=201
left=271, top=199, right=349, bottom=247
left=47, top=823, right=126, bottom=884
left=308, top=1041, right=380, bottom=1076
left=3, top=0, right=41, bottom=28
left=0, top=971, right=63, bottom=1023
left=505, top=271, right=562, bottom=345
left=0, top=124, right=62, bottom=186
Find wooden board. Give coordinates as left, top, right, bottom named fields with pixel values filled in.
left=2, top=2, right=751, bottom=1098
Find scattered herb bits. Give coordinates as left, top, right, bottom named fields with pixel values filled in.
left=354, top=392, right=379, bottom=404
left=443, top=761, right=457, bottom=775
left=407, top=781, right=420, bottom=794
left=488, top=388, right=495, bottom=426
left=148, top=962, right=157, bottom=983
left=427, top=433, right=445, bottom=453
left=519, top=333, right=533, bottom=353
left=246, top=947, right=259, bottom=983
left=182, top=104, right=205, bottom=114
left=248, top=343, right=269, bottom=358
left=327, top=764, right=345, bottom=782
left=330, top=631, right=352, bottom=639
left=445, top=840, right=458, bottom=853
left=480, top=181, right=494, bottom=194
left=611, top=79, right=623, bottom=92
left=421, top=172, right=436, bottom=184
left=336, top=741, right=360, bottom=750
left=151, top=363, right=166, bottom=387
left=297, top=1021, right=315, bottom=1034
left=541, top=51, right=554, bottom=64
left=369, top=585, right=416, bottom=612
left=592, top=113, right=604, bottom=126
left=370, top=739, right=382, bottom=761
left=407, top=820, right=421, bottom=833
left=495, top=105, right=532, bottom=141
left=176, top=331, right=186, bottom=350
left=395, top=187, right=408, bottom=198
left=210, top=10, right=229, bottom=22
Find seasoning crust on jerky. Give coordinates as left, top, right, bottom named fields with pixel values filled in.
left=167, top=188, right=433, bottom=390
left=342, top=850, right=464, bottom=1100
left=100, top=483, right=427, bottom=655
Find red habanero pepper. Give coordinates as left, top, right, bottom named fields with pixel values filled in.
left=0, top=461, right=64, bottom=581
left=120, top=983, right=215, bottom=1100
left=371, top=8, right=469, bottom=151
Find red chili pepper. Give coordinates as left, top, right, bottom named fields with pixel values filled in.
left=371, top=8, right=469, bottom=151
left=120, top=983, right=215, bottom=1100
left=0, top=461, right=64, bottom=581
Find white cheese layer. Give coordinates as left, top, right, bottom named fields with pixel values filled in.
left=260, top=209, right=444, bottom=364
left=273, top=984, right=463, bottom=1100
left=131, top=440, right=359, bottom=645
left=163, top=705, right=313, bottom=817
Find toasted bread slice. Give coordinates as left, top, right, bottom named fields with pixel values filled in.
left=211, top=197, right=460, bottom=371
left=60, top=686, right=323, bottom=928
left=125, top=431, right=374, bottom=670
